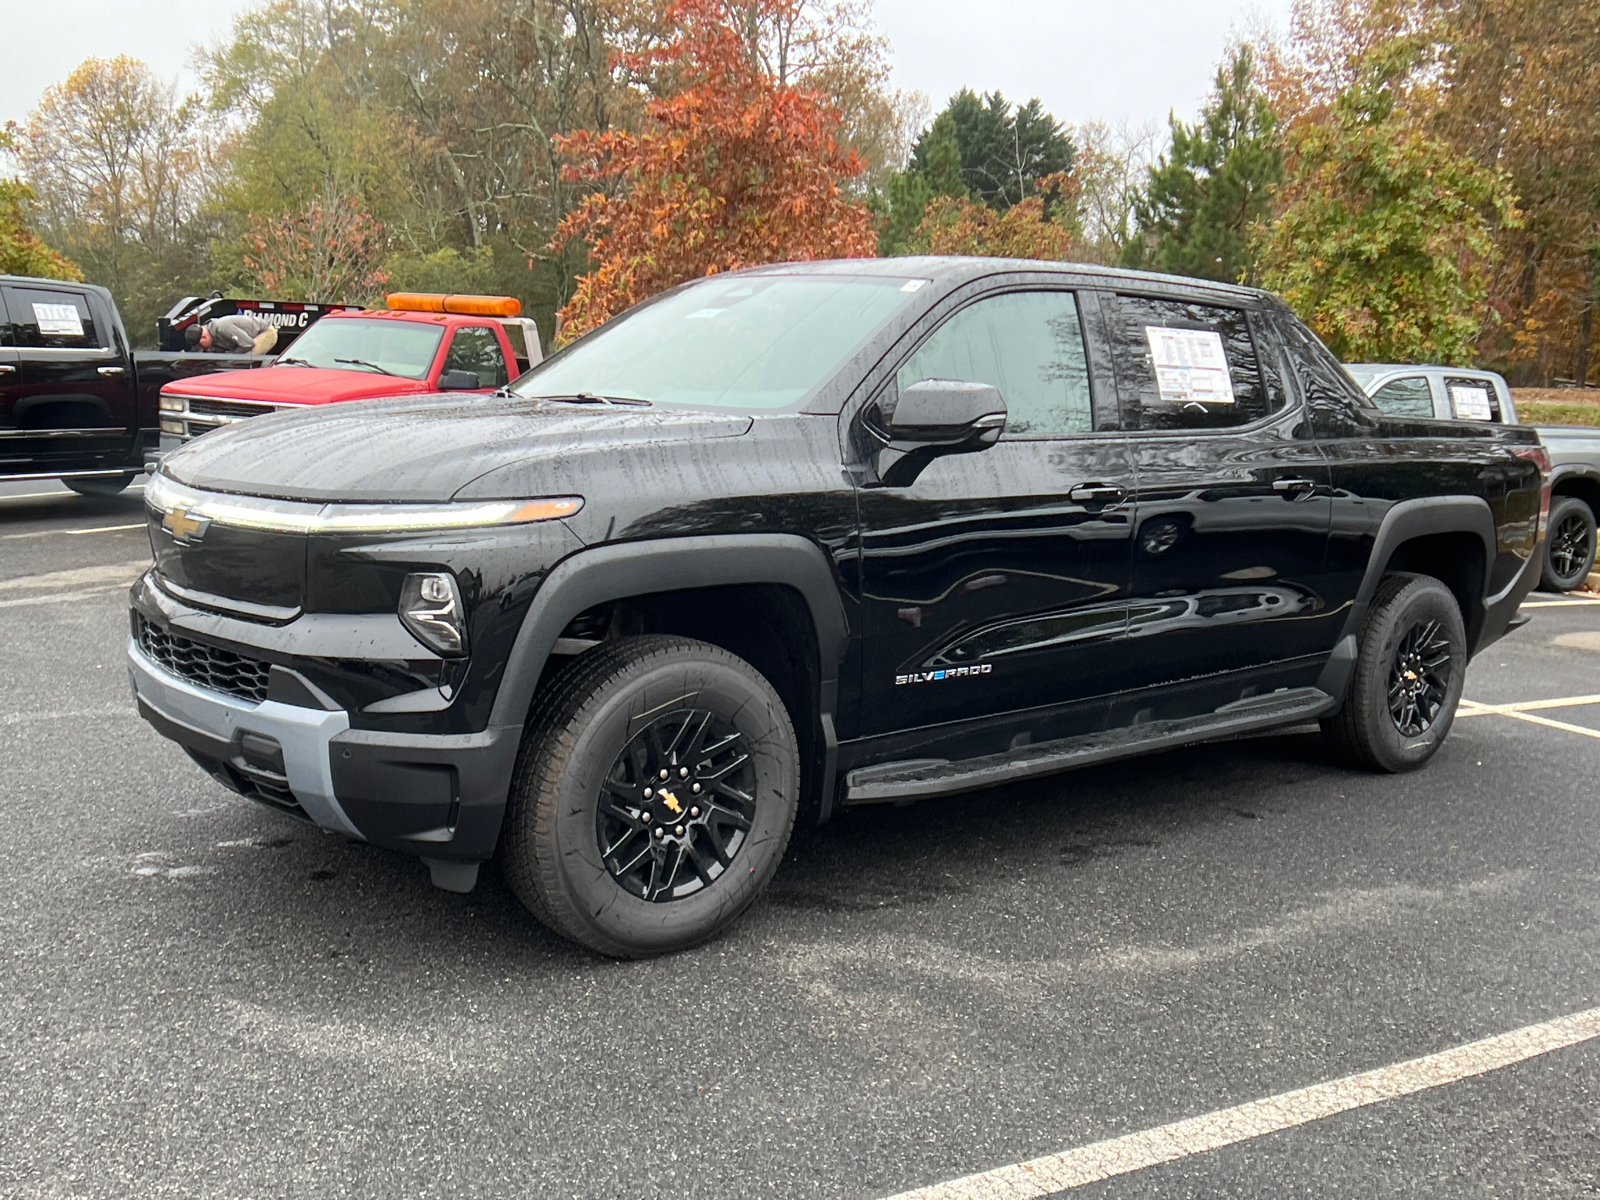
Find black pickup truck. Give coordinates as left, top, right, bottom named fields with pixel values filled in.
left=0, top=275, right=350, bottom=492
left=126, top=259, right=1547, bottom=956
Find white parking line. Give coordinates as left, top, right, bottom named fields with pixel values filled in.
left=1520, top=597, right=1600, bottom=607
left=0, top=522, right=145, bottom=540
left=0, top=487, right=143, bottom=502
left=882, top=1007, right=1600, bottom=1199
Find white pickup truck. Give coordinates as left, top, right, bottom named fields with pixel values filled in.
left=1348, top=363, right=1599, bottom=592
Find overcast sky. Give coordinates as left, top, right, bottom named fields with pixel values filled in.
left=2, top=0, right=1294, bottom=137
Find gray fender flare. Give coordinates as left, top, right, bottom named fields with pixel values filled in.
left=489, top=533, right=851, bottom=814
left=1316, top=496, right=1496, bottom=705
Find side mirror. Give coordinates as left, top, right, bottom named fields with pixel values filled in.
left=438, top=369, right=482, bottom=391
left=872, top=379, right=1007, bottom=486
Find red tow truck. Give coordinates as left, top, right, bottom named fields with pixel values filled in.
left=156, top=293, right=542, bottom=447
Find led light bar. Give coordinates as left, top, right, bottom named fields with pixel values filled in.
left=146, top=472, right=580, bottom=535
left=385, top=292, right=522, bottom=317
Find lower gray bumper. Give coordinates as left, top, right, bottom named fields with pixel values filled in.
left=127, top=637, right=362, bottom=837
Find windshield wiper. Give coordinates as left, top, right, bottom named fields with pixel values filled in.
left=530, top=391, right=652, bottom=407
left=334, top=357, right=402, bottom=377
left=277, top=356, right=312, bottom=367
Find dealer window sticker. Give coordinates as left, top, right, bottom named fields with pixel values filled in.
left=1449, top=383, right=1493, bottom=421
left=1144, top=326, right=1235, bottom=405
left=32, top=302, right=84, bottom=338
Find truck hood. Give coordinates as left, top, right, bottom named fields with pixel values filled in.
left=160, top=394, right=755, bottom=503
left=165, top=365, right=430, bottom=405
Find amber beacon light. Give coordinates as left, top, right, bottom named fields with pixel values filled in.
left=386, top=292, right=522, bottom=317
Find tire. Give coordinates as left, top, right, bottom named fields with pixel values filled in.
left=64, top=473, right=136, bottom=497
left=501, top=635, right=799, bottom=958
left=1321, top=573, right=1467, bottom=773
left=1540, top=496, right=1597, bottom=592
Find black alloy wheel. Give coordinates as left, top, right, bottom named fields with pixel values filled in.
left=1387, top=618, right=1453, bottom=737
left=597, top=708, right=757, bottom=903
left=501, top=635, right=798, bottom=957
left=1321, top=572, right=1467, bottom=773
left=1540, top=496, right=1597, bottom=592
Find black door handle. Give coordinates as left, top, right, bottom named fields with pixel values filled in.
left=1069, top=482, right=1127, bottom=505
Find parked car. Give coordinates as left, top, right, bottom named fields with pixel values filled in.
left=129, top=260, right=1546, bottom=957
left=0, top=275, right=348, bottom=494
left=1348, top=363, right=1599, bottom=590
left=154, top=293, right=542, bottom=448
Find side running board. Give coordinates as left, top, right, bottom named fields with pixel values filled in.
left=845, top=687, right=1335, bottom=805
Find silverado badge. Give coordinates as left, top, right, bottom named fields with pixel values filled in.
left=163, top=506, right=209, bottom=544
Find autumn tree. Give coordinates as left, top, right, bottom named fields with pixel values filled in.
left=550, top=0, right=877, bottom=341
left=1252, top=39, right=1515, bottom=364
left=240, top=194, right=389, bottom=302
left=18, top=56, right=216, bottom=340
left=910, top=172, right=1079, bottom=260
left=0, top=130, right=81, bottom=280
left=1072, top=120, right=1161, bottom=266
left=1124, top=46, right=1282, bottom=284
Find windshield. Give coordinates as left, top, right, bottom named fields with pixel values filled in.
left=278, top=317, right=445, bottom=379
left=513, top=274, right=924, bottom=410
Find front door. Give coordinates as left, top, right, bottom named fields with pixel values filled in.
left=0, top=284, right=136, bottom=467
left=856, top=287, right=1137, bottom=754
left=1103, top=291, right=1336, bottom=719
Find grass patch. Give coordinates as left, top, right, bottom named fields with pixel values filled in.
left=1516, top=402, right=1600, bottom=427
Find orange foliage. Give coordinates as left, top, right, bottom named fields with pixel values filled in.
left=551, top=0, right=876, bottom=342
left=914, top=171, right=1080, bottom=260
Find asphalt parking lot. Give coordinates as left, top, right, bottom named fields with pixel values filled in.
left=3, top=478, right=1598, bottom=1199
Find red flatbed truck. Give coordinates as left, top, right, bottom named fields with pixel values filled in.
left=156, top=293, right=542, bottom=446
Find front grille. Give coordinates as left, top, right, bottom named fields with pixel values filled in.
left=136, top=615, right=272, bottom=704
left=188, top=397, right=276, bottom=420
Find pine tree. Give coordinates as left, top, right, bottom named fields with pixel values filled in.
left=1124, top=46, right=1282, bottom=283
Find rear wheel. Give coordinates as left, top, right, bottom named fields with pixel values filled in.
left=501, top=635, right=799, bottom=958
left=64, top=473, right=137, bottom=497
left=1540, top=496, right=1597, bottom=592
left=1321, top=573, right=1467, bottom=773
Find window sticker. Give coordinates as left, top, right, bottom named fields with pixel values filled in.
left=32, top=302, right=84, bottom=337
left=900, top=279, right=929, bottom=293
left=1449, top=384, right=1492, bottom=421
left=1144, top=326, right=1235, bottom=405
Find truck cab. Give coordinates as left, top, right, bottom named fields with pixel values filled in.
left=156, top=294, right=541, bottom=444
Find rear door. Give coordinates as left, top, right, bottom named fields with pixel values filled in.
left=1104, top=291, right=1337, bottom=719
left=1367, top=374, right=1437, bottom=419
left=0, top=283, right=136, bottom=465
left=856, top=285, right=1137, bottom=748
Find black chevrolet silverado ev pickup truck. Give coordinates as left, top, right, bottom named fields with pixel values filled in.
left=126, top=259, right=1547, bottom=957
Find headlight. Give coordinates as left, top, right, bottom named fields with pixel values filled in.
left=159, top=418, right=184, bottom=434
left=399, top=572, right=466, bottom=655
left=158, top=393, right=185, bottom=412
left=145, top=473, right=582, bottom=534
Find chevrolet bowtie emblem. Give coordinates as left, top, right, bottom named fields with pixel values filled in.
left=660, top=790, right=683, bottom=815
left=163, top=506, right=209, bottom=543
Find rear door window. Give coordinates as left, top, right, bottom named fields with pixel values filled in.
left=2, top=286, right=102, bottom=349
left=895, top=289, right=1093, bottom=437
left=1108, top=295, right=1285, bottom=430
left=1369, top=376, right=1436, bottom=418
left=1445, top=376, right=1497, bottom=421
left=441, top=325, right=508, bottom=389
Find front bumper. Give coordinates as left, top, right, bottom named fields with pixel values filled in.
left=128, top=637, right=520, bottom=862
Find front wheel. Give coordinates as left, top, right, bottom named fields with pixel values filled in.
left=1321, top=573, right=1467, bottom=773
left=64, top=473, right=137, bottom=497
left=1540, top=496, right=1597, bottom=592
left=501, top=636, right=799, bottom=958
